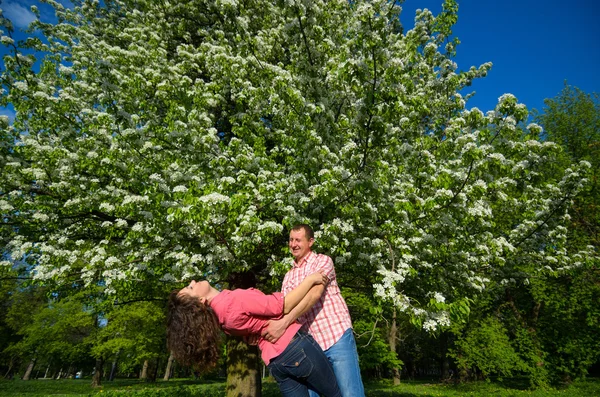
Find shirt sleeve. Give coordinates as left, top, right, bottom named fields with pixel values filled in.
left=281, top=271, right=292, bottom=296
left=239, top=288, right=285, bottom=318
left=312, top=254, right=336, bottom=281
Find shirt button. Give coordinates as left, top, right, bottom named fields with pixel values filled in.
left=295, top=362, right=299, bottom=366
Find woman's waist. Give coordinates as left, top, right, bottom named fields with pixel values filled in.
left=267, top=329, right=316, bottom=367
left=258, top=322, right=303, bottom=365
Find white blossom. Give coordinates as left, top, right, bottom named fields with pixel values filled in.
left=32, top=213, right=50, bottom=222
left=199, top=193, right=230, bottom=204
left=173, top=185, right=188, bottom=193
left=99, top=202, right=115, bottom=212
left=1, top=36, right=14, bottom=45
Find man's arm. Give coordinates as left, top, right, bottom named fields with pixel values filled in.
left=262, top=284, right=325, bottom=343
left=283, top=271, right=327, bottom=314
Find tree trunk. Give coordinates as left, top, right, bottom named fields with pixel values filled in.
left=140, top=360, right=149, bottom=380
left=109, top=350, right=120, bottom=381
left=147, top=358, right=158, bottom=382
left=91, top=358, right=103, bottom=387
left=3, top=356, right=14, bottom=379
left=163, top=352, right=174, bottom=381
left=386, top=242, right=401, bottom=385
left=226, top=271, right=261, bottom=397
left=226, top=336, right=261, bottom=397
left=440, top=333, right=450, bottom=380
left=22, top=357, right=36, bottom=380
left=389, top=308, right=401, bottom=385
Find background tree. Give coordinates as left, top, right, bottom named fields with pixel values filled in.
left=443, top=85, right=600, bottom=387
left=530, top=84, right=600, bottom=383
left=3, top=289, right=95, bottom=381
left=0, top=270, right=19, bottom=378
left=91, top=301, right=167, bottom=383
left=0, top=276, right=34, bottom=379
left=1, top=282, right=47, bottom=380
left=534, top=83, right=599, bottom=249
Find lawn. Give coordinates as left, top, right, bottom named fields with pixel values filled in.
left=0, top=377, right=598, bottom=396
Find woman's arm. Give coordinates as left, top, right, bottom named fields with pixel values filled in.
left=282, top=271, right=328, bottom=314
left=263, top=284, right=324, bottom=342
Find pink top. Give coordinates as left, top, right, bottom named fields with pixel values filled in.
left=209, top=288, right=302, bottom=365
left=282, top=251, right=352, bottom=351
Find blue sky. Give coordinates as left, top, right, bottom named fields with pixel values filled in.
left=401, top=0, right=600, bottom=113
left=1, top=0, right=599, bottom=120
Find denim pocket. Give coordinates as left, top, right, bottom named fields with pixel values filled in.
left=280, top=348, right=313, bottom=379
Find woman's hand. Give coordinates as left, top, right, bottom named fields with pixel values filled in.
left=307, top=270, right=329, bottom=286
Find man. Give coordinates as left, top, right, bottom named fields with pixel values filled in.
left=262, top=224, right=365, bottom=397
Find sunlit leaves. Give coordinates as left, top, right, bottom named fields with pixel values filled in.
left=0, top=0, right=594, bottom=330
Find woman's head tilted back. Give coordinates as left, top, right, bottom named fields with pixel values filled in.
left=166, top=289, right=222, bottom=372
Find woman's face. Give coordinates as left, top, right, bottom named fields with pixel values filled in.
left=179, top=280, right=212, bottom=302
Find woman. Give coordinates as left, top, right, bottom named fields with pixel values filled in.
left=167, top=272, right=341, bottom=397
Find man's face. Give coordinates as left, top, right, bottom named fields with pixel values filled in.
left=289, top=229, right=314, bottom=262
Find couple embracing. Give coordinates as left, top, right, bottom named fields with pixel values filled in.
left=167, top=224, right=365, bottom=397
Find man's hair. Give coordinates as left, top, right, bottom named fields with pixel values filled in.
left=166, top=290, right=222, bottom=373
left=291, top=223, right=314, bottom=239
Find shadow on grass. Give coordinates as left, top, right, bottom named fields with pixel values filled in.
left=264, top=380, right=424, bottom=397
left=0, top=378, right=229, bottom=396
left=491, top=376, right=531, bottom=390
left=364, top=380, right=431, bottom=397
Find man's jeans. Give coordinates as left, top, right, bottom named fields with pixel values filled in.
left=269, top=331, right=341, bottom=397
left=308, top=328, right=365, bottom=397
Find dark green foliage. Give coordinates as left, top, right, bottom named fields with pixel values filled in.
left=444, top=85, right=600, bottom=388
left=3, top=289, right=96, bottom=379
left=531, top=84, right=600, bottom=383
left=449, top=316, right=526, bottom=380
left=533, top=270, right=600, bottom=383
left=90, top=301, right=167, bottom=375
left=534, top=83, right=600, bottom=248
left=344, top=290, right=403, bottom=376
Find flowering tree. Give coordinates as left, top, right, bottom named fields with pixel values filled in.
left=1, top=0, right=594, bottom=393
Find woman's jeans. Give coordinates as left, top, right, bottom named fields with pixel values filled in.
left=268, top=331, right=341, bottom=397
left=308, top=328, right=365, bottom=397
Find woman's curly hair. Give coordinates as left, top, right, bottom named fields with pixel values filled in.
left=166, top=290, right=222, bottom=372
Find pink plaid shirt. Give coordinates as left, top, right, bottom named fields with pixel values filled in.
left=281, top=251, right=352, bottom=351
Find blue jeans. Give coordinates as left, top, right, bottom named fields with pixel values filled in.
left=269, top=331, right=341, bottom=397
left=308, top=328, right=365, bottom=397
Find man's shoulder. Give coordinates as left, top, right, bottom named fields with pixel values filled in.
left=283, top=264, right=297, bottom=276
left=309, top=252, right=333, bottom=266
left=283, top=252, right=333, bottom=276
left=314, top=252, right=332, bottom=260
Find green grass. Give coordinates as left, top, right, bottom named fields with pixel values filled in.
left=0, top=377, right=598, bottom=397
left=364, top=378, right=600, bottom=396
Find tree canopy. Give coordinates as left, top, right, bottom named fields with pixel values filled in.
left=1, top=0, right=595, bottom=332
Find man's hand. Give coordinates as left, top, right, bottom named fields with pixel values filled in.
left=261, top=318, right=288, bottom=343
